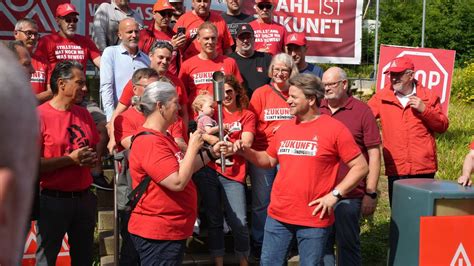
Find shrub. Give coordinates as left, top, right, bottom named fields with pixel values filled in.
left=451, top=62, right=474, bottom=103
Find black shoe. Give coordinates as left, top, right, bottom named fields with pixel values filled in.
left=250, top=246, right=261, bottom=263
left=91, top=173, right=113, bottom=191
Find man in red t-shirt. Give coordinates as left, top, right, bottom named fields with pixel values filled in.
left=36, top=3, right=101, bottom=71
left=458, top=140, right=474, bottom=187
left=14, top=18, right=52, bottom=104
left=178, top=22, right=242, bottom=118
left=249, top=0, right=286, bottom=55
left=139, top=0, right=186, bottom=75
left=236, top=73, right=368, bottom=265
left=174, top=0, right=234, bottom=60
left=320, top=67, right=381, bottom=266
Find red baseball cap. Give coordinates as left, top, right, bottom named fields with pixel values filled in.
left=56, top=3, right=79, bottom=17
left=286, top=32, right=306, bottom=46
left=153, top=0, right=175, bottom=12
left=383, top=56, right=415, bottom=74
left=256, top=0, right=273, bottom=3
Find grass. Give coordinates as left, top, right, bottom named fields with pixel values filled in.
left=359, top=98, right=474, bottom=265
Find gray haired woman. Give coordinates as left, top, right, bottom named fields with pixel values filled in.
left=127, top=81, right=230, bottom=264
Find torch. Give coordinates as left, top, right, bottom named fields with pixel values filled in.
left=212, top=71, right=226, bottom=172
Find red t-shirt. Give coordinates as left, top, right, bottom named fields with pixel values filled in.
left=128, top=127, right=197, bottom=240
left=114, top=107, right=185, bottom=152
left=208, top=109, right=256, bottom=183
left=178, top=54, right=242, bottom=117
left=118, top=74, right=188, bottom=107
left=174, top=10, right=233, bottom=60
left=249, top=20, right=286, bottom=55
left=36, top=32, right=101, bottom=70
left=249, top=84, right=293, bottom=151
left=138, top=23, right=179, bottom=76
left=30, top=53, right=51, bottom=94
left=266, top=115, right=361, bottom=227
left=38, top=102, right=100, bottom=191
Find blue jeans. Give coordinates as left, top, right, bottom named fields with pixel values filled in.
left=261, top=216, right=330, bottom=266
left=130, top=234, right=185, bottom=265
left=323, top=198, right=362, bottom=266
left=248, top=163, right=277, bottom=249
left=193, top=167, right=249, bottom=258
left=35, top=190, right=97, bottom=266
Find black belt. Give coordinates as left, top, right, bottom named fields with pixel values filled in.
left=41, top=188, right=89, bottom=198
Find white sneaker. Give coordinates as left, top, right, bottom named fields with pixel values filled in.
left=193, top=218, right=201, bottom=235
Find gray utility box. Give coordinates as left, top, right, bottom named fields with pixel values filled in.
left=389, top=178, right=474, bottom=266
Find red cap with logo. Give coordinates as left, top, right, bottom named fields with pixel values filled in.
left=383, top=56, right=415, bottom=74
left=286, top=32, right=306, bottom=46
left=153, top=0, right=175, bottom=12
left=56, top=3, right=79, bottom=17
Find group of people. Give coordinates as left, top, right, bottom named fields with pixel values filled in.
left=1, top=0, right=472, bottom=265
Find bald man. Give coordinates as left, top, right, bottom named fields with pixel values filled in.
left=0, top=43, right=39, bottom=266
left=100, top=18, right=150, bottom=122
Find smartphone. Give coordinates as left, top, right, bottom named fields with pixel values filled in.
left=177, top=27, right=186, bottom=36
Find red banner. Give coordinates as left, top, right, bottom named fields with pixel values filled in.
left=419, top=216, right=474, bottom=266
left=0, top=0, right=362, bottom=64
left=377, top=45, right=456, bottom=115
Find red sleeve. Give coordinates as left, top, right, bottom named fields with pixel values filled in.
left=140, top=139, right=179, bottom=183
left=169, top=118, right=184, bottom=139
left=249, top=86, right=264, bottom=118
left=361, top=107, right=381, bottom=147
left=138, top=29, right=154, bottom=54
left=266, top=128, right=278, bottom=159
left=114, top=113, right=135, bottom=143
left=173, top=77, right=188, bottom=105
left=419, top=94, right=449, bottom=133
left=367, top=93, right=380, bottom=119
left=335, top=124, right=362, bottom=164
left=119, top=79, right=134, bottom=106
left=241, top=110, right=256, bottom=135
left=86, top=37, right=101, bottom=60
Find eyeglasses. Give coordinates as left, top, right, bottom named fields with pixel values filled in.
left=323, top=80, right=344, bottom=88
left=157, top=10, right=174, bottom=17
left=60, top=17, right=79, bottom=23
left=273, top=67, right=290, bottom=74
left=150, top=40, right=174, bottom=53
left=17, top=30, right=39, bottom=38
left=257, top=3, right=273, bottom=10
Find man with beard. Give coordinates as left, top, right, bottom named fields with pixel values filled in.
left=368, top=56, right=449, bottom=205
left=36, top=3, right=101, bottom=70
left=229, top=23, right=271, bottom=98
left=14, top=18, right=53, bottom=104
left=174, top=0, right=234, bottom=60
left=100, top=18, right=150, bottom=122
left=285, top=32, right=323, bottom=78
left=92, top=0, right=144, bottom=51
left=221, top=0, right=255, bottom=50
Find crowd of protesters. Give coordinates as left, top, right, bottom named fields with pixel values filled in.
left=4, top=0, right=474, bottom=265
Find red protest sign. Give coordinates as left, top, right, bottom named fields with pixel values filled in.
left=419, top=216, right=474, bottom=266
left=377, top=45, right=456, bottom=115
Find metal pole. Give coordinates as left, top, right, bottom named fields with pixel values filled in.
left=373, top=0, right=380, bottom=79
left=421, top=0, right=426, bottom=47
left=113, top=153, right=120, bottom=265
left=212, top=71, right=226, bottom=173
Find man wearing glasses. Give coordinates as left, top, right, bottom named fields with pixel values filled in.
left=320, top=67, right=381, bottom=266
left=36, top=3, right=101, bottom=71
left=14, top=18, right=52, bottom=104
left=249, top=0, right=286, bottom=55
left=139, top=0, right=186, bottom=76
left=92, top=0, right=143, bottom=52
left=368, top=56, right=449, bottom=205
left=174, top=0, right=234, bottom=60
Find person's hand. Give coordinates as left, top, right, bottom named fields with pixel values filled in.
left=361, top=195, right=378, bottom=216
left=188, top=130, right=204, bottom=153
left=212, top=140, right=234, bottom=157
left=69, top=146, right=98, bottom=168
left=408, top=96, right=426, bottom=113
left=171, top=34, right=186, bottom=49
left=308, top=192, right=339, bottom=219
left=107, top=138, right=116, bottom=154
left=458, top=175, right=472, bottom=187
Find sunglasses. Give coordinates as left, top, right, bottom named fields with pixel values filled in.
left=17, top=30, right=39, bottom=38
left=60, top=17, right=79, bottom=23
left=157, top=10, right=174, bottom=17
left=257, top=3, right=273, bottom=10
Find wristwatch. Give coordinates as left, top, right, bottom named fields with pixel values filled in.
left=365, top=191, right=378, bottom=199
left=332, top=189, right=343, bottom=200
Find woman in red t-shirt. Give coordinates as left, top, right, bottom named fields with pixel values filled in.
left=247, top=53, right=298, bottom=256
left=193, top=75, right=256, bottom=265
left=235, top=74, right=368, bottom=265
left=127, top=81, right=230, bottom=264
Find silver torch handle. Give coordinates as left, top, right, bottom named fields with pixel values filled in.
left=212, top=71, right=226, bottom=172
